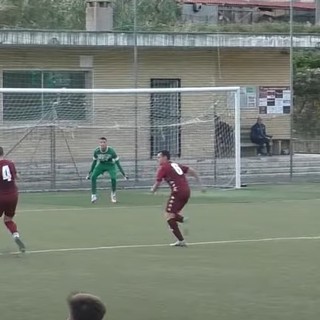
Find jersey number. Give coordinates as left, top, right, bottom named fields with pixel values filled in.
left=2, top=165, right=12, bottom=182
left=171, top=163, right=183, bottom=175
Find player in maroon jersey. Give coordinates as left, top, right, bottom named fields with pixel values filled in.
left=0, top=147, right=25, bottom=252
left=151, top=150, right=204, bottom=247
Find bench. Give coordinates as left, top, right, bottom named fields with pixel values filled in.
left=272, top=138, right=290, bottom=155
left=241, top=126, right=259, bottom=157
left=241, top=126, right=290, bottom=156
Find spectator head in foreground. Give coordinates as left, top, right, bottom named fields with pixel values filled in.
left=67, top=292, right=106, bottom=320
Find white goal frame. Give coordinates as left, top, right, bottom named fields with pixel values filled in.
left=0, top=86, right=241, bottom=189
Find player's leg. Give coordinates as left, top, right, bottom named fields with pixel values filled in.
left=174, top=195, right=190, bottom=237
left=2, top=195, right=25, bottom=253
left=165, top=194, right=188, bottom=247
left=91, top=164, right=106, bottom=203
left=107, top=166, right=117, bottom=203
left=173, top=192, right=190, bottom=223
left=175, top=209, right=189, bottom=224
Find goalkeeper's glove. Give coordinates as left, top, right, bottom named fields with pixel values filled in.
left=123, top=175, right=129, bottom=181
left=86, top=173, right=92, bottom=180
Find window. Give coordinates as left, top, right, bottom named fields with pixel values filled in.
left=150, top=79, right=181, bottom=158
left=3, top=71, right=91, bottom=121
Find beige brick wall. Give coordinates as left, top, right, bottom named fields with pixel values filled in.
left=0, top=47, right=290, bottom=164
left=137, top=49, right=217, bottom=159
left=216, top=49, right=290, bottom=139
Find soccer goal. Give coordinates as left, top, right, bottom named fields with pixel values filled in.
left=0, top=86, right=241, bottom=191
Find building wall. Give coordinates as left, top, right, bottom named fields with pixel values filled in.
left=216, top=49, right=290, bottom=138
left=0, top=47, right=289, bottom=166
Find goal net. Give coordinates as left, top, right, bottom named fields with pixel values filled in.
left=0, top=86, right=240, bottom=191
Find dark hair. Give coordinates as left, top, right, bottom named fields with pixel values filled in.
left=99, top=137, right=107, bottom=141
left=67, top=293, right=106, bottom=320
left=159, top=150, right=171, bottom=160
left=0, top=147, right=4, bottom=157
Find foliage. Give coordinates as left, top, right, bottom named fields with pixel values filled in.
left=293, top=50, right=320, bottom=138
left=0, top=0, right=319, bottom=34
left=0, top=0, right=86, bottom=30
left=113, top=0, right=180, bottom=31
left=169, top=22, right=320, bottom=34
left=0, top=0, right=180, bottom=31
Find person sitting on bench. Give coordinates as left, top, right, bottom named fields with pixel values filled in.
left=250, top=117, right=272, bottom=156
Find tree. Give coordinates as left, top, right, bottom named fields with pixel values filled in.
left=113, top=0, right=181, bottom=31
left=0, top=0, right=85, bottom=30
left=293, top=50, right=320, bottom=138
left=0, top=0, right=180, bottom=31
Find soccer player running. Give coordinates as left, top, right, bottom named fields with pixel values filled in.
left=151, top=150, right=204, bottom=247
left=87, top=137, right=128, bottom=204
left=0, top=147, right=26, bottom=252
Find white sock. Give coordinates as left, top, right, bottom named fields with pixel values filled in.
left=13, top=232, right=20, bottom=239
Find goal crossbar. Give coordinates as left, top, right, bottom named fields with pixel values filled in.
left=0, top=87, right=240, bottom=94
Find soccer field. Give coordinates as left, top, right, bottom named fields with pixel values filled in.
left=1, top=184, right=320, bottom=320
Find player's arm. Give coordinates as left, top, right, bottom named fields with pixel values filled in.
left=87, top=150, right=98, bottom=179
left=185, top=166, right=206, bottom=192
left=151, top=180, right=162, bottom=193
left=112, top=151, right=128, bottom=180
left=151, top=167, right=165, bottom=193
left=11, top=162, right=19, bottom=180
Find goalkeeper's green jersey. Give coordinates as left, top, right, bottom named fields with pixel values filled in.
left=93, top=147, right=118, bottom=165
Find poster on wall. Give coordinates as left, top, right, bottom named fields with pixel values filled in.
left=240, top=86, right=257, bottom=108
left=259, top=86, right=291, bottom=114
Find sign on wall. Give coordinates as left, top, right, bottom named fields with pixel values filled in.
left=258, top=86, right=291, bottom=114
left=240, top=86, right=257, bottom=108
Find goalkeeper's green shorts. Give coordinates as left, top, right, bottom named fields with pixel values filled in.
left=92, top=163, right=117, bottom=180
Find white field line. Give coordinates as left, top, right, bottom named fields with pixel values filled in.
left=18, top=203, right=200, bottom=213
left=2, top=235, right=320, bottom=256
left=18, top=197, right=320, bottom=213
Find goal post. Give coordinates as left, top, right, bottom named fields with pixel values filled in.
left=0, top=86, right=241, bottom=191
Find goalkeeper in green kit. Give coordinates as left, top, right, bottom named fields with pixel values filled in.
left=87, top=137, right=128, bottom=203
